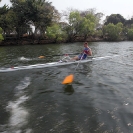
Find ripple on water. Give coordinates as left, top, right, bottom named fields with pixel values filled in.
left=0, top=42, right=133, bottom=132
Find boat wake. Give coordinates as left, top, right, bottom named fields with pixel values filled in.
left=18, top=56, right=32, bottom=61
left=0, top=77, right=32, bottom=133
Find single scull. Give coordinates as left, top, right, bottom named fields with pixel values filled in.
left=0, top=55, right=119, bottom=72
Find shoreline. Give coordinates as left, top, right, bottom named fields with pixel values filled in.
left=0, top=36, right=128, bottom=46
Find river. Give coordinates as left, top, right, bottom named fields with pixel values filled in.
left=0, top=41, right=133, bottom=133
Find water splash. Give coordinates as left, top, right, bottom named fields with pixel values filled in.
left=18, top=57, right=31, bottom=61
left=5, top=77, right=32, bottom=133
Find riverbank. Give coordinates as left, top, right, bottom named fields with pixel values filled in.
left=0, top=35, right=104, bottom=46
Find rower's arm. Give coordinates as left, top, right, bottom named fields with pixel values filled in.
left=88, top=48, right=92, bottom=56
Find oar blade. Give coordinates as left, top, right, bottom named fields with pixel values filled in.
left=62, top=74, right=74, bottom=84
left=38, top=56, right=45, bottom=59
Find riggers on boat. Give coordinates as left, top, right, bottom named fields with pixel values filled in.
left=0, top=55, right=119, bottom=72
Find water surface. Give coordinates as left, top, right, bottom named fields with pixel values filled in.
left=0, top=42, right=133, bottom=133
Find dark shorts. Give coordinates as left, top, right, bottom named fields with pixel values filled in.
left=78, top=54, right=87, bottom=59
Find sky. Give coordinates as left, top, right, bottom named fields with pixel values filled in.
left=1, top=0, right=133, bottom=20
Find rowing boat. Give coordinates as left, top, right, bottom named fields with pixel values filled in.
left=0, top=55, right=119, bottom=72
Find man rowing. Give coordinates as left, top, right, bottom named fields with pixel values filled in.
left=71, top=42, right=92, bottom=61
left=59, top=42, right=92, bottom=62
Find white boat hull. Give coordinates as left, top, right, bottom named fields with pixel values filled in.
left=0, top=55, right=119, bottom=72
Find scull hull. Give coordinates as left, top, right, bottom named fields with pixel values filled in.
left=0, top=55, right=119, bottom=72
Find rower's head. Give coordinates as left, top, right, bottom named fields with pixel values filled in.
left=84, top=42, right=88, bottom=47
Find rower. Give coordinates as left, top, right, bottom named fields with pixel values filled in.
left=71, top=42, right=92, bottom=61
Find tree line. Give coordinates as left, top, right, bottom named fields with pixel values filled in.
left=0, top=0, right=133, bottom=43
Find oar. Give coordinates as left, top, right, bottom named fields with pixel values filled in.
left=62, top=53, right=85, bottom=84
left=38, top=53, right=79, bottom=58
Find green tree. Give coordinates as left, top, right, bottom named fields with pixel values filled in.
left=66, top=9, right=103, bottom=41
left=125, top=18, right=133, bottom=28
left=127, top=29, right=133, bottom=40
left=69, top=11, right=82, bottom=35
left=104, top=14, right=126, bottom=25
left=46, top=23, right=67, bottom=43
left=94, top=29, right=103, bottom=37
left=127, top=24, right=133, bottom=40
left=80, top=9, right=104, bottom=29
left=10, top=0, right=60, bottom=38
left=79, top=13, right=96, bottom=39
left=33, top=1, right=60, bottom=38
left=10, top=0, right=37, bottom=37
left=0, top=5, right=17, bottom=39
left=0, top=27, right=4, bottom=42
left=103, top=22, right=123, bottom=41
left=0, top=5, right=9, bottom=33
